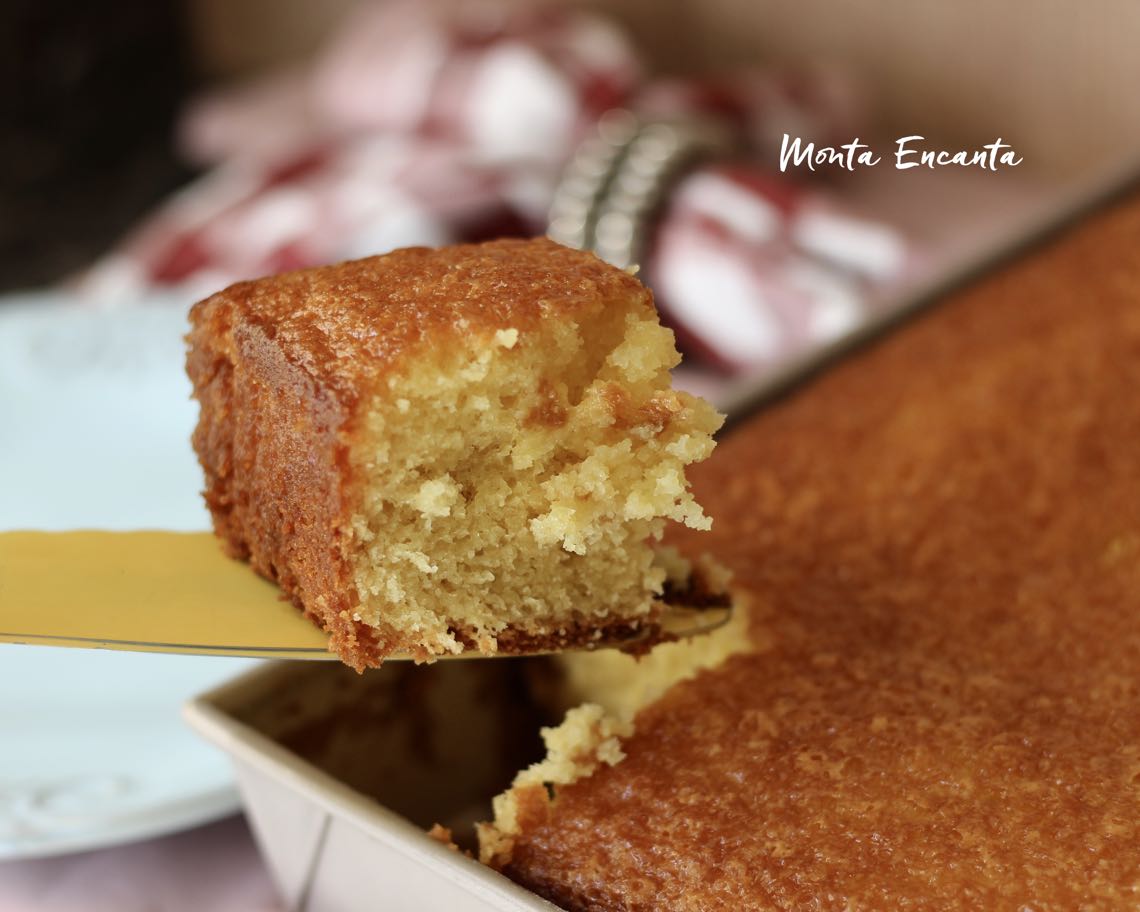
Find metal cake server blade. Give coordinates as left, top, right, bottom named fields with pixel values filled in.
left=0, top=530, right=730, bottom=661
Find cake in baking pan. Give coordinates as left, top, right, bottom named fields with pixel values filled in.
left=479, top=199, right=1140, bottom=909
left=186, top=238, right=723, bottom=670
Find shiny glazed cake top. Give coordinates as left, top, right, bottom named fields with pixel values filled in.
left=191, top=237, right=651, bottom=405
left=500, top=199, right=1140, bottom=909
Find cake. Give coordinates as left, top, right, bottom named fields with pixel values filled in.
left=185, top=238, right=723, bottom=670
left=479, top=198, right=1140, bottom=908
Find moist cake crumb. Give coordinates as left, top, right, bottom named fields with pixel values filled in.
left=186, top=238, right=722, bottom=669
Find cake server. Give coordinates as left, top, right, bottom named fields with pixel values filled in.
left=0, top=530, right=730, bottom=660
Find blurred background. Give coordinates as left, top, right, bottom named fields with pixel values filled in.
left=3, top=1, right=1139, bottom=909
left=4, top=0, right=1140, bottom=392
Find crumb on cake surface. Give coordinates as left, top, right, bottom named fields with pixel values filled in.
left=477, top=577, right=752, bottom=868
left=477, top=703, right=633, bottom=867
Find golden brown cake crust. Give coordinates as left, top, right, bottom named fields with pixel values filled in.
left=187, top=275, right=365, bottom=663
left=495, top=200, right=1140, bottom=908
left=195, top=237, right=651, bottom=409
left=186, top=239, right=657, bottom=669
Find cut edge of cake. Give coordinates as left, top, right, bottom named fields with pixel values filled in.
left=477, top=562, right=749, bottom=868
left=342, top=304, right=723, bottom=661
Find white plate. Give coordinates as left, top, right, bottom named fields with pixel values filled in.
left=0, top=291, right=260, bottom=859
left=0, top=646, right=257, bottom=859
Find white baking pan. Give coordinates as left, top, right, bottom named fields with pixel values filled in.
left=185, top=660, right=559, bottom=912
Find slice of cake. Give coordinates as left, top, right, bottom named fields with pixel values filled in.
left=186, top=238, right=723, bottom=669
left=478, top=198, right=1140, bottom=909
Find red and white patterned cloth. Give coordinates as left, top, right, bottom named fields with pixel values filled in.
left=650, top=165, right=907, bottom=373
left=79, top=0, right=910, bottom=380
